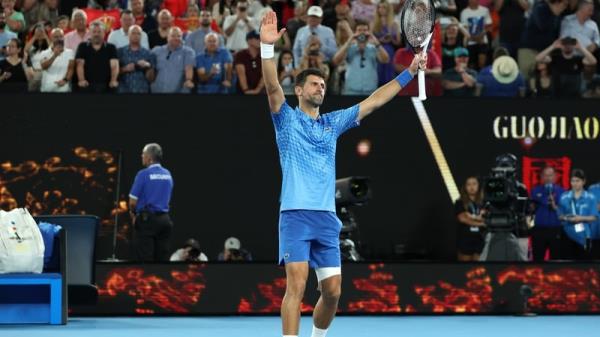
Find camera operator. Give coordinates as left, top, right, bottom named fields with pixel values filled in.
left=217, top=237, right=252, bottom=262
left=455, top=177, right=486, bottom=261
left=557, top=169, right=598, bottom=259
left=480, top=154, right=531, bottom=261
left=530, top=166, right=565, bottom=261
left=170, top=238, right=208, bottom=262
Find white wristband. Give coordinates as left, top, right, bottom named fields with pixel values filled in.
left=260, top=42, right=275, bottom=59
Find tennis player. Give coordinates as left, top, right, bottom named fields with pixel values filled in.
left=259, top=11, right=426, bottom=337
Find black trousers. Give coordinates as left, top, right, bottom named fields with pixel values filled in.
left=530, top=226, right=563, bottom=261
left=133, top=213, right=173, bottom=262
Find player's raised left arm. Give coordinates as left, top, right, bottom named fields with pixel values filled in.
left=260, top=11, right=287, bottom=113
left=357, top=53, right=425, bottom=120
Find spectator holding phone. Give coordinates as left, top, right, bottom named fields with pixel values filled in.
left=39, top=28, right=75, bottom=92
left=277, top=49, right=296, bottom=95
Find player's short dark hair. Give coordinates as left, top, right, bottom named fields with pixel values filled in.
left=295, top=68, right=325, bottom=87
left=571, top=168, right=586, bottom=181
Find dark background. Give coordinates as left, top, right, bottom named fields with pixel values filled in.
left=2, top=94, right=600, bottom=261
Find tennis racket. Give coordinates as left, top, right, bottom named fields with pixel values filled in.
left=400, top=0, right=436, bottom=100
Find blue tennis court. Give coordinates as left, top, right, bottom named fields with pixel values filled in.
left=1, top=316, right=598, bottom=337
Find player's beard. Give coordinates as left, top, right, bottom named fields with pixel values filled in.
left=307, top=93, right=324, bottom=107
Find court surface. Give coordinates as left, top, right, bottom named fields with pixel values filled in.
left=1, top=316, right=598, bottom=337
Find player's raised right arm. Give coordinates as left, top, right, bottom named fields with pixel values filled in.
left=260, top=11, right=286, bottom=113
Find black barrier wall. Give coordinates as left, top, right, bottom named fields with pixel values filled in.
left=2, top=94, right=600, bottom=261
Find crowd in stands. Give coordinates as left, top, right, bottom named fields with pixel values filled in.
left=1, top=0, right=600, bottom=97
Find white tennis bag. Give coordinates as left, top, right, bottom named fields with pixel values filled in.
left=0, top=208, right=45, bottom=274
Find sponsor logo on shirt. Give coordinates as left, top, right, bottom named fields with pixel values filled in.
left=149, top=174, right=172, bottom=180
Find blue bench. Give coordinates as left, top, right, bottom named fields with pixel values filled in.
left=0, top=273, right=64, bottom=324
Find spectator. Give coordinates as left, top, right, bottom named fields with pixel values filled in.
left=1, top=0, right=25, bottom=34
left=212, top=0, right=234, bottom=27
left=108, top=10, right=150, bottom=49
left=277, top=49, right=296, bottom=95
left=131, top=0, right=157, bottom=33
left=0, top=12, right=17, bottom=62
left=535, top=37, right=597, bottom=97
left=352, top=0, right=377, bottom=23
left=335, top=19, right=353, bottom=47
left=23, top=23, right=50, bottom=92
left=530, top=166, right=565, bottom=261
left=529, top=60, right=554, bottom=97
left=558, top=168, right=598, bottom=259
left=39, top=28, right=75, bottom=93
left=217, top=237, right=252, bottom=261
left=170, top=238, right=208, bottom=262
left=286, top=1, right=306, bottom=43
left=394, top=46, right=442, bottom=96
left=372, top=0, right=401, bottom=85
left=118, top=25, right=155, bottom=93
left=460, top=0, right=493, bottom=70
left=518, top=0, right=568, bottom=81
left=148, top=9, right=173, bottom=49
left=442, top=47, right=478, bottom=97
left=75, top=21, right=119, bottom=93
left=438, top=0, right=458, bottom=18
left=248, top=0, right=272, bottom=19
left=327, top=0, right=355, bottom=30
left=185, top=10, right=224, bottom=55
left=195, top=32, right=232, bottom=94
left=454, top=176, right=486, bottom=261
left=0, top=37, right=29, bottom=92
left=333, top=20, right=389, bottom=95
left=24, top=0, right=59, bottom=29
left=476, top=49, right=526, bottom=97
left=583, top=73, right=600, bottom=96
left=56, top=15, right=69, bottom=32
left=234, top=30, right=263, bottom=94
left=223, top=0, right=259, bottom=53
left=150, top=27, right=195, bottom=93
left=442, top=20, right=470, bottom=70
left=298, top=37, right=331, bottom=82
left=560, top=0, right=599, bottom=55
left=495, top=0, right=529, bottom=58
left=293, top=5, right=337, bottom=65
left=64, top=9, right=90, bottom=51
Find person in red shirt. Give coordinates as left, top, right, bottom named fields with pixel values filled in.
left=160, top=0, right=188, bottom=18
left=234, top=30, right=263, bottom=94
left=393, top=47, right=442, bottom=96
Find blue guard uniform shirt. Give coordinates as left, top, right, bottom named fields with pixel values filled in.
left=531, top=184, right=565, bottom=227
left=587, top=183, right=600, bottom=239
left=129, top=163, right=174, bottom=213
left=272, top=101, right=360, bottom=213
left=558, top=190, right=598, bottom=246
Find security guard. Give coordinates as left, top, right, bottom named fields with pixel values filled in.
left=128, top=143, right=174, bottom=261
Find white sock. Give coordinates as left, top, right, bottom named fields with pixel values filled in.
left=311, top=326, right=328, bottom=337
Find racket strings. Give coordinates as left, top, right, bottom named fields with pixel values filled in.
left=402, top=0, right=434, bottom=48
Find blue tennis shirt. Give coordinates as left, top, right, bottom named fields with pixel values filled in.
left=271, top=101, right=360, bottom=212
left=129, top=163, right=174, bottom=213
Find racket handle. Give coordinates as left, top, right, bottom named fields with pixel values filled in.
left=418, top=69, right=426, bottom=101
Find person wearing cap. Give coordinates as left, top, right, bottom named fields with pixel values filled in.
left=223, top=0, right=259, bottom=52
left=234, top=30, right=263, bottom=94
left=442, top=47, right=478, bottom=97
left=217, top=237, right=252, bottom=261
left=258, top=11, right=426, bottom=337
left=292, top=5, right=337, bottom=65
left=129, top=143, right=175, bottom=262
left=557, top=169, right=598, bottom=259
left=535, top=37, right=597, bottom=97
left=170, top=238, right=208, bottom=262
left=475, top=47, right=525, bottom=97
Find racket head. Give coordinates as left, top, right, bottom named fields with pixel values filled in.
left=400, top=0, right=436, bottom=53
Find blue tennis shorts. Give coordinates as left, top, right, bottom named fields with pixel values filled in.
left=278, top=210, right=342, bottom=268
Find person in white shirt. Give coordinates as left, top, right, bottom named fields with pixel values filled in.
left=460, top=0, right=492, bottom=70
left=39, top=28, right=74, bottom=92
left=560, top=0, right=599, bottom=54
left=223, top=0, right=258, bottom=52
left=108, top=9, right=149, bottom=49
